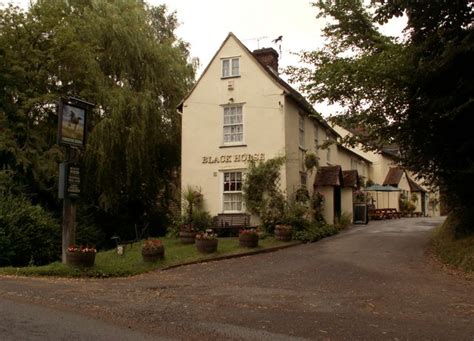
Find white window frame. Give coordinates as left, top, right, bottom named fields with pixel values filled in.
left=314, top=125, right=319, bottom=154
left=299, top=113, right=305, bottom=148
left=222, top=57, right=240, bottom=78
left=223, top=105, right=244, bottom=145
left=300, top=171, right=307, bottom=188
left=222, top=171, right=244, bottom=213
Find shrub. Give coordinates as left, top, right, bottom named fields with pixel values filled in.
left=191, top=210, right=214, bottom=231
left=0, top=194, right=60, bottom=266
left=293, top=222, right=339, bottom=242
left=335, top=212, right=352, bottom=229
left=284, top=202, right=311, bottom=232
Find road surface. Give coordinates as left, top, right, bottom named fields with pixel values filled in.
left=1, top=216, right=473, bottom=340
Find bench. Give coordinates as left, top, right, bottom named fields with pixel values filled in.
left=111, top=223, right=149, bottom=254
left=212, top=213, right=250, bottom=236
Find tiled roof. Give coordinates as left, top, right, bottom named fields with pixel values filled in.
left=342, top=170, right=359, bottom=188
left=314, top=166, right=343, bottom=187
left=383, top=167, right=404, bottom=186
left=408, top=177, right=426, bottom=193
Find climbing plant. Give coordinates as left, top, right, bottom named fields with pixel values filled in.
left=242, top=156, right=286, bottom=230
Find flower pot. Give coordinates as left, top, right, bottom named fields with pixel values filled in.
left=274, top=227, right=292, bottom=241
left=179, top=230, right=197, bottom=244
left=196, top=238, right=218, bottom=253
left=239, top=233, right=259, bottom=248
left=66, top=251, right=96, bottom=267
left=142, top=245, right=165, bottom=262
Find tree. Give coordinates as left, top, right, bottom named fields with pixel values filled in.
left=0, top=1, right=196, bottom=241
left=286, top=0, right=474, bottom=232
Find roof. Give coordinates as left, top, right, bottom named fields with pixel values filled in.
left=342, top=170, right=359, bottom=188
left=383, top=167, right=404, bottom=186
left=178, top=32, right=340, bottom=138
left=314, top=166, right=343, bottom=187
left=408, top=177, right=426, bottom=193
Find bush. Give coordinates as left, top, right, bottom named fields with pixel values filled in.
left=293, top=222, right=339, bottom=242
left=191, top=210, right=214, bottom=231
left=335, top=212, right=352, bottom=230
left=0, top=194, right=60, bottom=266
left=284, top=202, right=311, bottom=232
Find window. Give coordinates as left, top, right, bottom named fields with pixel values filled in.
left=326, top=135, right=331, bottom=162
left=222, top=58, right=240, bottom=78
left=314, top=125, right=319, bottom=154
left=223, top=105, right=243, bottom=144
left=223, top=171, right=243, bottom=212
left=300, top=172, right=307, bottom=188
left=299, top=113, right=305, bottom=148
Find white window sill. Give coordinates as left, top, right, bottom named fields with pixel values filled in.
left=220, top=144, right=247, bottom=148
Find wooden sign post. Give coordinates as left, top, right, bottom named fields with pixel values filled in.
left=57, top=97, right=93, bottom=263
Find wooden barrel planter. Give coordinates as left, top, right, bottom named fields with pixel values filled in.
left=196, top=238, right=218, bottom=253
left=66, top=251, right=96, bottom=267
left=239, top=233, right=259, bottom=248
left=274, top=226, right=292, bottom=242
left=179, top=231, right=197, bottom=244
left=142, top=245, right=165, bottom=262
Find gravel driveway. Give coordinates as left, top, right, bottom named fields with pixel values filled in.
left=0, top=216, right=473, bottom=340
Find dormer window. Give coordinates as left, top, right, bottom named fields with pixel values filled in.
left=222, top=58, right=240, bottom=78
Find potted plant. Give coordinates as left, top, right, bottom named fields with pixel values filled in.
left=141, top=239, right=165, bottom=262
left=179, top=223, right=198, bottom=244
left=239, top=228, right=259, bottom=248
left=195, top=229, right=218, bottom=253
left=274, top=224, right=292, bottom=241
left=66, top=245, right=97, bottom=267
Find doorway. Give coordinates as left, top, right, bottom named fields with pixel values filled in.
left=334, top=186, right=341, bottom=222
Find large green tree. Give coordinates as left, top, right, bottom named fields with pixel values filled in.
left=287, top=0, right=473, bottom=232
left=0, top=0, right=195, bottom=239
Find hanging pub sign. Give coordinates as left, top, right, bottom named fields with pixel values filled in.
left=57, top=97, right=93, bottom=148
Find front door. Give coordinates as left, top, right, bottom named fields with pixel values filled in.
left=334, top=186, right=341, bottom=222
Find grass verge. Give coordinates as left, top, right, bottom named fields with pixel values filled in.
left=430, top=213, right=474, bottom=274
left=0, top=237, right=292, bottom=278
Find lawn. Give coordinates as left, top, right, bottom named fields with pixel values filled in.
left=0, top=237, right=293, bottom=278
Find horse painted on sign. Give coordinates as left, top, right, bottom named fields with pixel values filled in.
left=68, top=110, right=82, bottom=130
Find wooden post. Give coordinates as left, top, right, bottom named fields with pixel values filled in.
left=61, top=147, right=78, bottom=264
left=61, top=196, right=77, bottom=263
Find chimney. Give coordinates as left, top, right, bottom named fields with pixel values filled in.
left=252, top=48, right=279, bottom=74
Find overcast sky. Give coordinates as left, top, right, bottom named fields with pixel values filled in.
left=5, top=0, right=405, bottom=115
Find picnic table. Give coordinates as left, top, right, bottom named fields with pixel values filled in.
left=368, top=208, right=401, bottom=220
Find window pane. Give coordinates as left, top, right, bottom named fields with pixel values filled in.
left=231, top=58, right=239, bottom=75
left=223, top=106, right=243, bottom=144
left=222, top=60, right=230, bottom=77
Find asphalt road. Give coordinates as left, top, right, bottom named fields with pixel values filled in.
left=0, top=216, right=473, bottom=340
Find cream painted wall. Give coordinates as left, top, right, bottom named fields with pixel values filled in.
left=317, top=186, right=334, bottom=224
left=341, top=188, right=354, bottom=223
left=332, top=124, right=398, bottom=185
left=284, top=98, right=302, bottom=199
left=181, top=35, right=286, bottom=219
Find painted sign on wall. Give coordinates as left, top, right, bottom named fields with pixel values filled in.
left=202, top=153, right=265, bottom=164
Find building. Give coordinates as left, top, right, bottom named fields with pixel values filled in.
left=180, top=33, right=439, bottom=226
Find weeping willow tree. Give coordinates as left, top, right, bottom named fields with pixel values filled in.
left=1, top=0, right=196, bottom=239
